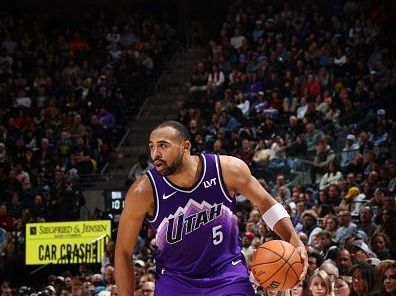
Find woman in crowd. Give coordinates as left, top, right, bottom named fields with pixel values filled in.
left=291, top=279, right=309, bottom=296
left=371, top=232, right=391, bottom=260
left=375, top=208, right=396, bottom=243
left=309, top=269, right=333, bottom=296
left=349, top=262, right=380, bottom=296
left=323, top=215, right=339, bottom=238
left=319, top=161, right=343, bottom=190
left=381, top=261, right=396, bottom=296
left=334, top=276, right=352, bottom=296
left=207, top=64, right=225, bottom=93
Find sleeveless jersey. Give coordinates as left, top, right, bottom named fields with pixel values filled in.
left=146, top=153, right=242, bottom=277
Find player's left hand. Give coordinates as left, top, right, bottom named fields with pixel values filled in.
left=295, top=245, right=308, bottom=282
left=289, top=236, right=308, bottom=282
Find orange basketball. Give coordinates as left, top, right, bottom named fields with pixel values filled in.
left=250, top=240, right=304, bottom=291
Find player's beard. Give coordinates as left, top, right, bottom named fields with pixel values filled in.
left=160, top=153, right=183, bottom=176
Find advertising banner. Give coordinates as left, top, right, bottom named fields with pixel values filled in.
left=26, top=220, right=111, bottom=265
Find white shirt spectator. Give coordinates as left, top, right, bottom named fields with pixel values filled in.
left=208, top=71, right=225, bottom=87
left=237, top=99, right=250, bottom=117
left=334, top=55, right=347, bottom=66
left=106, top=26, right=121, bottom=44
left=350, top=193, right=366, bottom=217
left=230, top=35, right=245, bottom=50
left=340, top=134, right=359, bottom=168
left=335, top=222, right=357, bottom=243
left=319, top=171, right=343, bottom=190
left=296, top=98, right=308, bottom=119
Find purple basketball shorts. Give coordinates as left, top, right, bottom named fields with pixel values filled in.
left=154, top=259, right=255, bottom=296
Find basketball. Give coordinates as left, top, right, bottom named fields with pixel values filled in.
left=250, top=240, right=304, bottom=291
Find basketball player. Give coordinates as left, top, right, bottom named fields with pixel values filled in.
left=115, top=121, right=308, bottom=296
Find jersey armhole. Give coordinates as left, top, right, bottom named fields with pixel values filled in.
left=145, top=171, right=159, bottom=223
left=214, top=154, right=234, bottom=203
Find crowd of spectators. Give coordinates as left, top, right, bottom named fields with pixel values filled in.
left=176, top=0, right=394, bottom=295
left=0, top=0, right=395, bottom=295
left=0, top=4, right=175, bottom=290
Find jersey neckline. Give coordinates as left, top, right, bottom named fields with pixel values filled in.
left=162, top=154, right=206, bottom=193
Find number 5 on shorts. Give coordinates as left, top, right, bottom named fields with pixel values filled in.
left=212, top=225, right=223, bottom=245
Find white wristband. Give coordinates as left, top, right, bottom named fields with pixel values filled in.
left=261, top=203, right=290, bottom=230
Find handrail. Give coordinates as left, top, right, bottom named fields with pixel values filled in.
left=115, top=128, right=131, bottom=151
left=136, top=95, right=152, bottom=120
left=154, top=45, right=184, bottom=95
left=99, top=128, right=130, bottom=175
left=154, top=70, right=168, bottom=94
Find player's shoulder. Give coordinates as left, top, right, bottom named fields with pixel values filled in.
left=125, top=174, right=154, bottom=203
left=218, top=155, right=252, bottom=192
left=218, top=155, right=251, bottom=181
left=218, top=154, right=249, bottom=172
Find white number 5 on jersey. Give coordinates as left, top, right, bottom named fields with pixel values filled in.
left=212, top=225, right=223, bottom=245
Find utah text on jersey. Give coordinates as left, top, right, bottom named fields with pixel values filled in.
left=157, top=199, right=224, bottom=244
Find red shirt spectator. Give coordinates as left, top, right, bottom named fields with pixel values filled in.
left=234, top=139, right=255, bottom=167
left=301, top=74, right=321, bottom=98
left=69, top=33, right=89, bottom=51
left=0, top=204, right=14, bottom=232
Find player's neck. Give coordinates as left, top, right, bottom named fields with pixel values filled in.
left=167, top=154, right=201, bottom=188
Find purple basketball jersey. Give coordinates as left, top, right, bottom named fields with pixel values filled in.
left=146, top=154, right=254, bottom=294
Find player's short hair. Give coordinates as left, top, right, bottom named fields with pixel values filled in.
left=154, top=121, right=191, bottom=142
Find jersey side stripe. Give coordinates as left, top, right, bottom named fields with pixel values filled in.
left=146, top=171, right=160, bottom=223
left=215, top=154, right=234, bottom=203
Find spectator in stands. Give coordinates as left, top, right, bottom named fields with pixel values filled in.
left=336, top=248, right=353, bottom=276
left=305, top=123, right=324, bottom=158
left=234, top=138, right=255, bottom=167
left=309, top=269, right=333, bottom=296
left=340, top=135, right=360, bottom=171
left=319, top=162, right=343, bottom=190
left=373, top=210, right=396, bottom=258
left=387, top=160, right=396, bottom=195
left=101, top=241, right=115, bottom=274
left=341, top=187, right=365, bottom=217
left=103, top=265, right=115, bottom=285
left=349, top=262, right=380, bottom=296
left=357, top=206, right=376, bottom=238
left=335, top=209, right=357, bottom=243
left=207, top=64, right=225, bottom=94
left=301, top=210, right=322, bottom=245
left=189, top=62, right=208, bottom=96
left=69, top=114, right=86, bottom=140
left=381, top=261, right=396, bottom=296
left=317, top=231, right=338, bottom=261
left=319, top=260, right=340, bottom=282
left=230, top=27, right=246, bottom=51
left=140, top=281, right=155, bottom=296
left=370, top=232, right=391, bottom=260
left=0, top=205, right=13, bottom=233
left=350, top=240, right=377, bottom=264
left=30, top=194, right=46, bottom=221
left=311, top=140, right=336, bottom=185
left=271, top=174, right=291, bottom=198
left=334, top=276, right=352, bottom=296
left=290, top=281, right=306, bottom=296
left=323, top=215, right=339, bottom=238
left=127, top=154, right=154, bottom=184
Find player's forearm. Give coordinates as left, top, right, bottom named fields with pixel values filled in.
left=115, top=250, right=135, bottom=296
left=273, top=217, right=304, bottom=249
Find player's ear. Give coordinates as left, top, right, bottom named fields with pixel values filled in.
left=183, top=141, right=190, bottom=151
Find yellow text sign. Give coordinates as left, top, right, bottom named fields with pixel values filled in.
left=26, top=220, right=111, bottom=265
